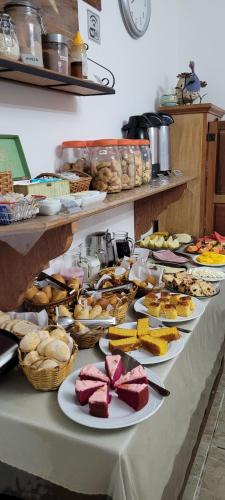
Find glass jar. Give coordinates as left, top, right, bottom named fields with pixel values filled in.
left=0, top=12, right=19, bottom=60
left=42, top=33, right=68, bottom=74
left=60, top=247, right=84, bottom=284
left=91, top=140, right=122, bottom=193
left=131, top=141, right=143, bottom=187
left=138, top=140, right=152, bottom=184
left=70, top=31, right=88, bottom=79
left=4, top=1, right=43, bottom=66
left=117, top=139, right=135, bottom=190
left=61, top=141, right=91, bottom=175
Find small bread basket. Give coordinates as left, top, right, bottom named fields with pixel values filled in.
left=70, top=326, right=104, bottom=349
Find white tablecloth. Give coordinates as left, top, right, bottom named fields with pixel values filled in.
left=0, top=283, right=225, bottom=500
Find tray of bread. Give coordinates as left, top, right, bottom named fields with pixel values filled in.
left=163, top=271, right=219, bottom=298
left=134, top=291, right=205, bottom=323
left=99, top=319, right=184, bottom=365
left=138, top=232, right=192, bottom=251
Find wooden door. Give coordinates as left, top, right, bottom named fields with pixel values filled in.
left=204, top=121, right=218, bottom=234
left=215, top=122, right=225, bottom=194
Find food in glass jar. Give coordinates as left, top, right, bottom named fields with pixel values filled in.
left=133, top=143, right=143, bottom=187
left=117, top=140, right=135, bottom=190
left=91, top=140, right=122, bottom=193
left=139, top=140, right=152, bottom=184
left=0, top=12, right=20, bottom=60
left=61, top=141, right=91, bottom=175
left=42, top=33, right=68, bottom=74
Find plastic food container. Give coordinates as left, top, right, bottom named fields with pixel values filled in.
left=117, top=139, right=135, bottom=190
left=138, top=140, right=152, bottom=184
left=91, top=140, right=122, bottom=193
left=61, top=141, right=91, bottom=175
left=131, top=141, right=143, bottom=187
left=42, top=33, right=69, bottom=74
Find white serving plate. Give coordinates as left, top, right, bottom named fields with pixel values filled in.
left=99, top=322, right=185, bottom=365
left=189, top=267, right=225, bottom=282
left=58, top=361, right=164, bottom=430
left=192, top=255, right=225, bottom=268
left=134, top=295, right=205, bottom=323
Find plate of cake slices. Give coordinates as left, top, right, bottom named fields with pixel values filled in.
left=58, top=357, right=164, bottom=429
left=99, top=320, right=185, bottom=365
left=134, top=292, right=205, bottom=323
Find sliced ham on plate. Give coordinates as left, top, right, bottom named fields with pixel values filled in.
left=152, top=250, right=189, bottom=264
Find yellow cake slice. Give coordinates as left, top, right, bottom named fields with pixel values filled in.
left=147, top=301, right=160, bottom=317
left=159, top=298, right=170, bottom=314
left=109, top=337, right=140, bottom=353
left=108, top=327, right=137, bottom=340
left=143, top=293, right=158, bottom=307
left=141, top=335, right=168, bottom=356
left=176, top=300, right=191, bottom=317
left=170, top=294, right=182, bottom=306
left=137, top=317, right=149, bottom=338
left=164, top=304, right=178, bottom=320
left=149, top=327, right=180, bottom=342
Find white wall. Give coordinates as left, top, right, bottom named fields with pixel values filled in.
left=0, top=0, right=181, bottom=248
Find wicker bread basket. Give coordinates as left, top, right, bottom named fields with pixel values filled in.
left=71, top=326, right=104, bottom=349
left=38, top=171, right=92, bottom=194
left=24, top=291, right=79, bottom=323
left=18, top=338, right=78, bottom=391
left=92, top=266, right=138, bottom=306
left=0, top=171, right=13, bottom=195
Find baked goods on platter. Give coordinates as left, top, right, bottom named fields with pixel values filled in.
left=89, top=385, right=111, bottom=418
left=105, top=355, right=123, bottom=388
left=108, top=327, right=137, bottom=340
left=24, top=274, right=80, bottom=307
left=79, top=364, right=110, bottom=384
left=116, top=383, right=149, bottom=411
left=115, top=365, right=147, bottom=387
left=163, top=271, right=216, bottom=297
left=109, top=337, right=141, bottom=353
left=141, top=336, right=168, bottom=356
left=75, top=380, right=106, bottom=406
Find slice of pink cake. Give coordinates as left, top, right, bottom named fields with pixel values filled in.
left=75, top=379, right=106, bottom=405
left=116, top=383, right=149, bottom=411
left=105, top=355, right=123, bottom=388
left=79, top=364, right=110, bottom=384
left=114, top=365, right=148, bottom=388
left=89, top=384, right=111, bottom=418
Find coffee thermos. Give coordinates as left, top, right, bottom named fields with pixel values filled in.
left=157, top=112, right=174, bottom=173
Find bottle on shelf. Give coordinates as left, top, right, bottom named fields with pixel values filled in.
left=70, top=31, right=88, bottom=79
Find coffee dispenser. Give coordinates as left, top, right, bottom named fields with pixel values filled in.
left=157, top=112, right=174, bottom=173
left=142, top=113, right=163, bottom=178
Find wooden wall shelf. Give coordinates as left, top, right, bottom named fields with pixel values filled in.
left=0, top=57, right=115, bottom=96
left=0, top=175, right=194, bottom=311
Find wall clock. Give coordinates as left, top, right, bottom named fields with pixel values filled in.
left=119, top=0, right=151, bottom=39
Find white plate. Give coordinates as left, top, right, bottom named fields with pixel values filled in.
left=58, top=361, right=164, bottom=429
left=99, top=322, right=185, bottom=365
left=192, top=255, right=225, bottom=267
left=189, top=267, right=225, bottom=282
left=134, top=295, right=205, bottom=323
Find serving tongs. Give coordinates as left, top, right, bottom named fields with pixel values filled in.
left=83, top=283, right=133, bottom=295
left=56, top=314, right=117, bottom=330
left=36, top=272, right=76, bottom=296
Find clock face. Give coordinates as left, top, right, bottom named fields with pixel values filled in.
left=119, top=0, right=151, bottom=39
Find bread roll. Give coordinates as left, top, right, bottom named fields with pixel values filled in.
left=37, top=359, right=59, bottom=371
left=50, top=328, right=67, bottom=342
left=20, top=332, right=41, bottom=352
left=45, top=339, right=70, bottom=362
left=97, top=298, right=109, bottom=310
left=38, top=330, right=50, bottom=341
left=58, top=305, right=72, bottom=318
left=67, top=278, right=80, bottom=291
left=33, top=291, right=49, bottom=305
left=24, top=286, right=38, bottom=301
left=76, top=308, right=90, bottom=320
left=23, top=350, right=41, bottom=366
left=42, top=285, right=52, bottom=301
left=89, top=305, right=102, bottom=319
left=31, top=359, right=44, bottom=370
left=37, top=338, right=54, bottom=356
left=52, top=290, right=67, bottom=302
left=74, top=304, right=83, bottom=318
left=51, top=274, right=66, bottom=284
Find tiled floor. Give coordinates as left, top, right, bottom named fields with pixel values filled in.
left=183, top=364, right=225, bottom=500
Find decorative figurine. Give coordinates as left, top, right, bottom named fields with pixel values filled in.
left=175, top=61, right=207, bottom=104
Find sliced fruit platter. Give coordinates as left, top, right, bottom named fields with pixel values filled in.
left=139, top=232, right=192, bottom=251
left=185, top=231, right=225, bottom=255
left=163, top=271, right=218, bottom=298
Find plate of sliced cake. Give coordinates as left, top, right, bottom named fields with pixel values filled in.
left=134, top=292, right=205, bottom=323
left=99, top=320, right=185, bottom=365
left=58, top=357, right=164, bottom=429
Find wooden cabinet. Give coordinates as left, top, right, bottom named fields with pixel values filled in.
left=158, top=104, right=225, bottom=237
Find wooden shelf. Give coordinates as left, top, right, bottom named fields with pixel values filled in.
left=0, top=57, right=115, bottom=96
left=0, top=175, right=194, bottom=311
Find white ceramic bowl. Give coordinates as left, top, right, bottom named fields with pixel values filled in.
left=38, top=199, right=61, bottom=216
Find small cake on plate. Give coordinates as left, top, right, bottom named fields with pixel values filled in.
left=147, top=301, right=160, bottom=317
left=108, top=327, right=137, bottom=340
left=115, top=365, right=147, bottom=387
left=178, top=296, right=195, bottom=311
left=149, top=327, right=180, bottom=342
left=170, top=294, right=182, bottom=306
left=109, top=337, right=140, bottom=353
left=89, top=384, right=111, bottom=418
left=116, top=383, right=149, bottom=411
left=141, top=335, right=168, bottom=356
left=164, top=304, right=178, bottom=320
left=176, top=300, right=191, bottom=317
left=105, top=355, right=123, bottom=388
left=79, top=364, right=110, bottom=384
left=143, top=293, right=158, bottom=307
left=75, top=379, right=106, bottom=405
left=159, top=298, right=170, bottom=314
left=137, top=317, right=149, bottom=338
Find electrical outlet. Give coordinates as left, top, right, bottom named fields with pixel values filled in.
left=87, top=9, right=101, bottom=44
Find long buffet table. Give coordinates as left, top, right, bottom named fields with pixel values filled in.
left=0, top=281, right=225, bottom=500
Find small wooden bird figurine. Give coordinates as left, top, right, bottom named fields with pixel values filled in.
left=176, top=61, right=207, bottom=104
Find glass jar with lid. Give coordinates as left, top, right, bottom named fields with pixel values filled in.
left=4, top=1, right=43, bottom=66
left=0, top=12, right=19, bottom=60
left=91, top=140, right=122, bottom=193
left=61, top=141, right=91, bottom=175
left=131, top=140, right=143, bottom=187
left=138, top=140, right=152, bottom=184
left=42, top=33, right=69, bottom=74
left=117, top=139, right=135, bottom=190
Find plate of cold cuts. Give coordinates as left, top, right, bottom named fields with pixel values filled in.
left=152, top=250, right=190, bottom=266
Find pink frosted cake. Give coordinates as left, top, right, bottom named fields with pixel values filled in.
left=79, top=364, right=110, bottom=384
left=89, top=384, right=111, bottom=418
left=116, top=383, right=149, bottom=411
left=114, top=365, right=148, bottom=388
left=75, top=379, right=106, bottom=406
left=105, top=355, right=123, bottom=388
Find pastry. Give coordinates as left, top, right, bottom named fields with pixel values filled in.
left=42, top=285, right=52, bottom=301
left=176, top=300, right=191, bottom=317
left=32, top=291, right=49, bottom=305
left=51, top=274, right=66, bottom=284
left=141, top=335, right=168, bottom=355
left=115, top=365, right=147, bottom=387
left=108, top=327, right=137, bottom=340
left=12, top=320, right=40, bottom=337
left=137, top=318, right=149, bottom=338
left=45, top=339, right=70, bottom=362
left=147, top=301, right=160, bottom=317
left=79, top=364, right=110, bottom=384
left=109, top=337, right=140, bottom=353
left=51, top=290, right=67, bottom=302
left=24, top=286, right=39, bottom=301
left=20, top=332, right=41, bottom=352
left=38, top=330, right=50, bottom=341
left=164, top=304, right=178, bottom=320
left=89, top=384, right=111, bottom=418
left=76, top=308, right=90, bottom=320
left=89, top=305, right=102, bottom=319
left=31, top=359, right=45, bottom=370
left=149, top=327, right=180, bottom=342
left=116, top=383, right=149, bottom=411
left=67, top=278, right=80, bottom=291
left=37, top=359, right=59, bottom=370
left=50, top=328, right=67, bottom=342
left=74, top=304, right=83, bottom=317
left=37, top=338, right=54, bottom=355
left=58, top=305, right=72, bottom=318
left=105, top=355, right=123, bottom=388
left=75, top=379, right=106, bottom=405
left=23, top=350, right=41, bottom=366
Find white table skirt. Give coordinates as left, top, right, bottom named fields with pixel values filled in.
left=0, top=283, right=225, bottom=500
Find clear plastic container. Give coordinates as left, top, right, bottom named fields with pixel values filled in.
left=42, top=33, right=68, bottom=74
left=91, top=140, right=122, bottom=193
left=0, top=12, right=20, bottom=60
left=4, top=1, right=43, bottom=66
left=117, top=139, right=135, bottom=190
left=138, top=140, right=152, bottom=184
left=131, top=141, right=143, bottom=187
left=61, top=141, right=91, bottom=175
